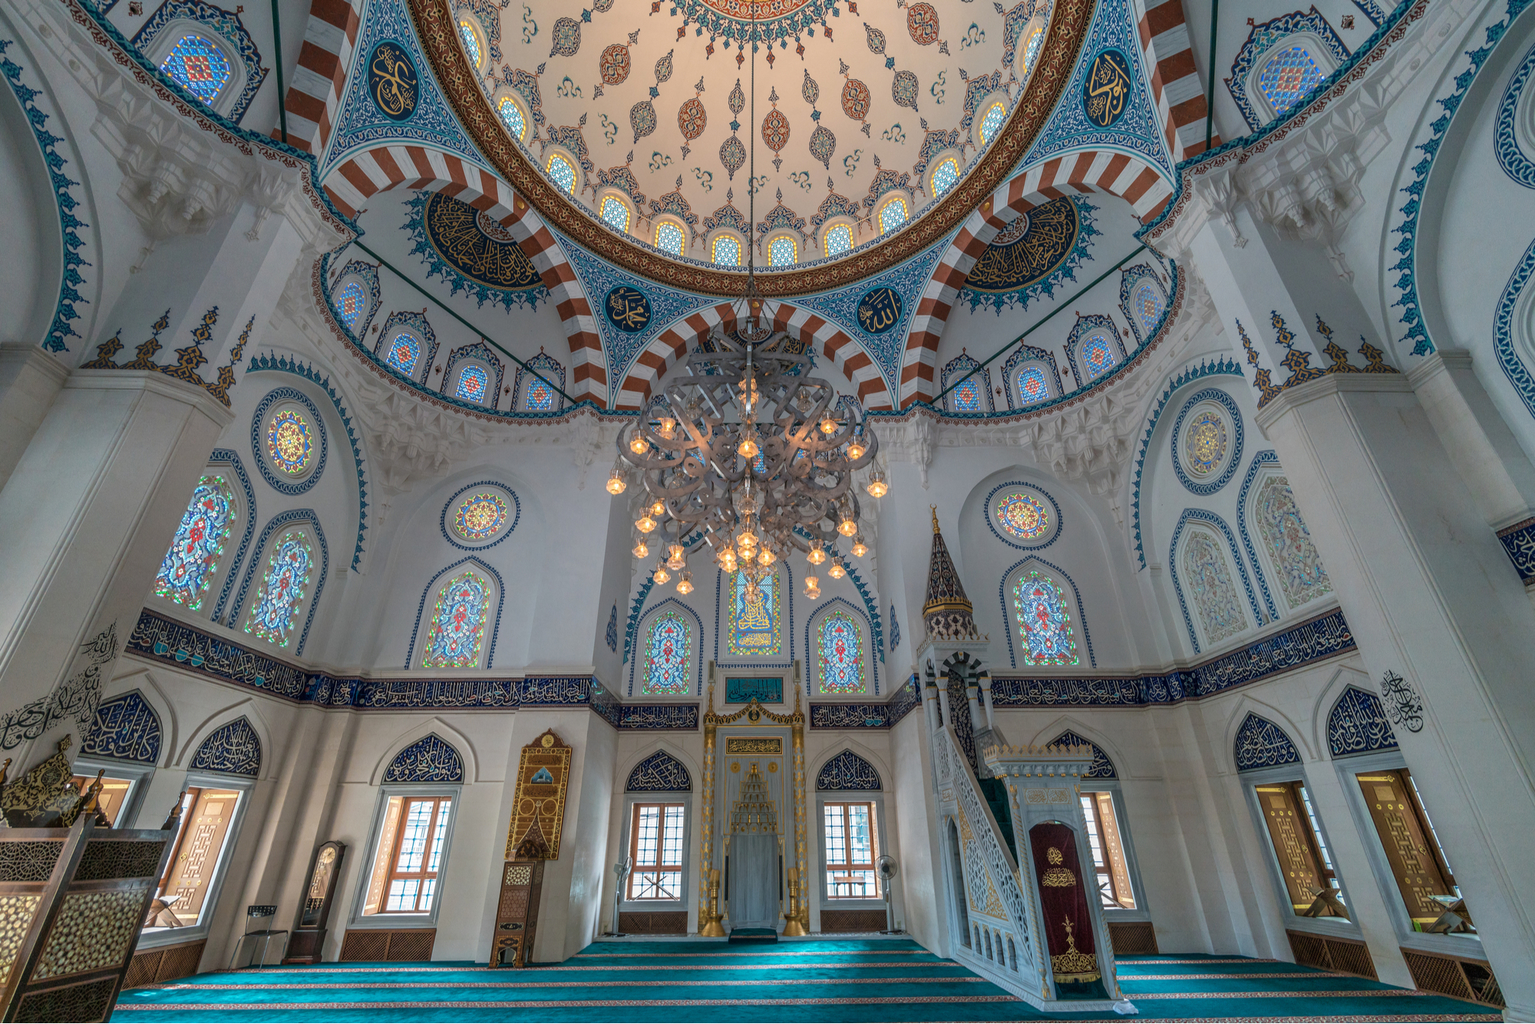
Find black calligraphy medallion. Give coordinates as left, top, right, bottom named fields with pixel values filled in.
left=369, top=42, right=418, bottom=122
left=1082, top=48, right=1132, bottom=129
left=604, top=285, right=652, bottom=333
left=856, top=286, right=903, bottom=335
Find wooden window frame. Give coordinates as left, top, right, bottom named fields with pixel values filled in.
left=148, top=780, right=248, bottom=936
left=823, top=800, right=879, bottom=900
left=1252, top=778, right=1342, bottom=914
left=1353, top=767, right=1459, bottom=926
left=626, top=802, right=686, bottom=902
left=1080, top=790, right=1137, bottom=910
left=376, top=796, right=452, bottom=915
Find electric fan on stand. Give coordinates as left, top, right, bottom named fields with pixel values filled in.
left=605, top=857, right=632, bottom=937
left=877, top=855, right=902, bottom=934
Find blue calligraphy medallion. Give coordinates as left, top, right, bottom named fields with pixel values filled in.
left=856, top=287, right=903, bottom=335
left=368, top=42, right=418, bottom=122
left=1082, top=49, right=1132, bottom=129
left=604, top=285, right=652, bottom=333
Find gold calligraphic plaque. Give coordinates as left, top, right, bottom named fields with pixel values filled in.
left=504, top=729, right=571, bottom=859
left=725, top=736, right=782, bottom=755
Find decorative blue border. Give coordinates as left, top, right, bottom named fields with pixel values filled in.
left=1168, top=508, right=1266, bottom=655
left=208, top=448, right=259, bottom=623
left=1496, top=40, right=1535, bottom=188
left=627, top=596, right=704, bottom=697
left=131, top=0, right=268, bottom=124
left=1496, top=234, right=1535, bottom=422
left=1170, top=388, right=1245, bottom=496
left=889, top=605, right=900, bottom=650
left=803, top=596, right=880, bottom=697
left=1496, top=514, right=1535, bottom=582
left=998, top=555, right=1096, bottom=669
left=404, top=555, right=506, bottom=669
left=1235, top=451, right=1282, bottom=621
left=618, top=704, right=700, bottom=729
left=808, top=676, right=920, bottom=729
left=438, top=480, right=521, bottom=551
left=0, top=39, right=91, bottom=353
left=1129, top=357, right=1246, bottom=568
left=226, top=508, right=329, bottom=656
left=250, top=387, right=328, bottom=495
left=982, top=480, right=1064, bottom=551
left=246, top=353, right=370, bottom=568
left=990, top=609, right=1355, bottom=707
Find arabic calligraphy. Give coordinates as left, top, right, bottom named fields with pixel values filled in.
left=422, top=192, right=542, bottom=291
left=1082, top=48, right=1132, bottom=129
left=725, top=677, right=782, bottom=704
left=368, top=42, right=418, bottom=122
left=855, top=286, right=903, bottom=335
left=965, top=196, right=1079, bottom=293
left=604, top=285, right=652, bottom=333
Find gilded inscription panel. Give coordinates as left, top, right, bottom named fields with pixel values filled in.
left=725, top=737, right=782, bottom=755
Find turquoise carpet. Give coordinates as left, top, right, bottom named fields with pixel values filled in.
left=113, top=939, right=1497, bottom=1022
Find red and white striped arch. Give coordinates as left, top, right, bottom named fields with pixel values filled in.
left=903, top=150, right=1175, bottom=405
left=1134, top=0, right=1220, bottom=160
left=276, top=0, right=364, bottom=154
left=320, top=146, right=607, bottom=403
left=613, top=302, right=894, bottom=411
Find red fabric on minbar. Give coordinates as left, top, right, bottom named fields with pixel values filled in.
left=1027, top=821, right=1100, bottom=983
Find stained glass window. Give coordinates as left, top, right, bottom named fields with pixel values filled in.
left=728, top=570, right=780, bottom=656
left=1183, top=531, right=1245, bottom=645
left=155, top=475, right=237, bottom=609
left=769, top=235, right=798, bottom=267
left=824, top=223, right=853, bottom=256
left=451, top=492, right=509, bottom=541
left=455, top=365, right=489, bottom=404
left=160, top=34, right=232, bottom=106
left=499, top=97, right=526, bottom=140
left=386, top=333, right=421, bottom=376
left=422, top=569, right=491, bottom=668
left=979, top=102, right=1007, bottom=145
left=1184, top=410, right=1227, bottom=477
left=655, top=221, right=685, bottom=254
left=459, top=20, right=482, bottom=69
left=244, top=530, right=313, bottom=647
left=547, top=154, right=576, bottom=194
left=1022, top=27, right=1045, bottom=75
left=1011, top=570, right=1079, bottom=665
left=879, top=197, right=908, bottom=233
left=713, top=235, right=742, bottom=265
left=1256, top=46, right=1324, bottom=117
left=994, top=491, right=1049, bottom=541
left=1079, top=332, right=1118, bottom=380
left=642, top=612, right=692, bottom=695
left=600, top=196, right=631, bottom=233
left=1134, top=282, right=1163, bottom=333
left=1017, top=366, right=1050, bottom=405
left=818, top=612, right=865, bottom=694
left=526, top=377, right=554, bottom=410
left=266, top=409, right=314, bottom=476
left=334, top=281, right=367, bottom=330
left=930, top=157, right=959, bottom=198
left=952, top=376, right=981, bottom=412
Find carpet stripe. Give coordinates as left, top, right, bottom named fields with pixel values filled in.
left=1120, top=973, right=1353, bottom=980
left=212, top=961, right=944, bottom=973
left=146, top=977, right=986, bottom=991
left=114, top=995, right=1025, bottom=1010
left=1118, top=958, right=1280, bottom=964
left=571, top=950, right=927, bottom=958
left=1130, top=990, right=1431, bottom=999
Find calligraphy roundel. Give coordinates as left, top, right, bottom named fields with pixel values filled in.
left=1082, top=48, right=1133, bottom=129
left=599, top=44, right=631, bottom=85
left=368, top=42, right=418, bottom=122
left=841, top=78, right=871, bottom=122
left=906, top=3, right=940, bottom=45
left=604, top=285, right=652, bottom=334
left=856, top=287, right=903, bottom=335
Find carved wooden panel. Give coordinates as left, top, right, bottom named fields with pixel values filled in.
left=1402, top=949, right=1504, bottom=1008
left=504, top=731, right=571, bottom=860
left=1107, top=921, right=1158, bottom=955
left=490, top=860, right=544, bottom=967
left=1285, top=930, right=1377, bottom=980
left=819, top=909, right=887, bottom=933
left=617, top=911, right=687, bottom=934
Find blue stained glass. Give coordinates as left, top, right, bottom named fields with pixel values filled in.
left=547, top=154, right=576, bottom=194
left=499, top=98, right=526, bottom=140
left=160, top=34, right=232, bottom=106
left=1080, top=333, right=1117, bottom=379
left=244, top=531, right=313, bottom=647
left=714, top=236, right=741, bottom=265
left=824, top=224, right=853, bottom=256
left=1017, top=366, right=1049, bottom=405
left=456, top=365, right=489, bottom=403
left=526, top=378, right=554, bottom=410
left=643, top=612, right=692, bottom=695
left=979, top=102, right=1007, bottom=144
left=459, top=21, right=481, bottom=69
left=930, top=158, right=959, bottom=198
left=879, top=197, right=908, bottom=233
left=155, top=475, right=237, bottom=609
left=386, top=333, right=420, bottom=375
left=1257, top=46, right=1324, bottom=116
left=1011, top=570, right=1079, bottom=665
left=1022, top=27, right=1044, bottom=74
left=422, top=569, right=491, bottom=668
left=952, top=377, right=981, bottom=411
left=728, top=571, right=780, bottom=656
left=1135, top=282, right=1163, bottom=333
left=818, top=612, right=865, bottom=694
left=600, top=196, right=631, bottom=232
left=334, top=281, right=367, bottom=330
left=656, top=221, right=685, bottom=254
left=769, top=235, right=797, bottom=267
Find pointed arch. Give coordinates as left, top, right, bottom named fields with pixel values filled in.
left=998, top=556, right=1095, bottom=669
left=1326, top=686, right=1399, bottom=759
left=626, top=750, right=693, bottom=792
left=1048, top=729, right=1116, bottom=779
left=815, top=749, right=882, bottom=790
left=804, top=596, right=877, bottom=695
left=629, top=597, right=704, bottom=697
left=1233, top=711, right=1301, bottom=772
left=189, top=715, right=263, bottom=778
left=207, top=449, right=258, bottom=622
left=1238, top=454, right=1333, bottom=615
left=80, top=690, right=164, bottom=766
left=406, top=556, right=506, bottom=670
left=940, top=351, right=993, bottom=413
left=1169, top=509, right=1263, bottom=654
left=227, top=509, right=329, bottom=656
left=156, top=452, right=254, bottom=620
left=369, top=718, right=480, bottom=785
left=383, top=734, right=465, bottom=783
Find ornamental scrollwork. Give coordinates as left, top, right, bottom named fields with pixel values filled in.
left=1326, top=687, right=1398, bottom=757
left=1233, top=712, right=1300, bottom=772
left=190, top=718, right=262, bottom=777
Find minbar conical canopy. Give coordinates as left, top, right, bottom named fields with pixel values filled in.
left=923, top=506, right=980, bottom=641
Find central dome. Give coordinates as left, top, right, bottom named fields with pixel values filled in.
left=413, top=0, right=1089, bottom=294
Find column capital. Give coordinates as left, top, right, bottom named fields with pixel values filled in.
left=66, top=367, right=237, bottom=428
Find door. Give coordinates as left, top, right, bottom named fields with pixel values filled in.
left=161, top=788, right=240, bottom=921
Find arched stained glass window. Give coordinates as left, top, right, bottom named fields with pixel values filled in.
left=1011, top=570, right=1079, bottom=666
left=526, top=377, right=554, bottom=410
left=155, top=475, right=237, bottom=609
left=499, top=97, right=527, bottom=140
left=930, top=157, right=959, bottom=198
left=713, top=235, right=742, bottom=265
left=817, top=612, right=865, bottom=694
left=1254, top=476, right=1331, bottom=608
left=824, top=223, right=853, bottom=256
left=386, top=333, right=421, bottom=376
left=768, top=235, right=798, bottom=267
left=1182, top=531, right=1245, bottom=645
left=1022, top=27, right=1045, bottom=75
left=547, top=154, right=576, bottom=194
left=421, top=569, right=492, bottom=668
left=655, top=221, right=685, bottom=254
left=600, top=196, right=631, bottom=233
left=1080, top=332, right=1118, bottom=380
left=244, top=530, right=313, bottom=647
left=160, top=34, right=233, bottom=106
left=456, top=365, right=490, bottom=404
left=459, top=19, right=482, bottom=69
left=1134, top=282, right=1163, bottom=334
left=952, top=376, right=982, bottom=412
left=334, top=281, right=367, bottom=330
left=879, top=197, right=908, bottom=233
left=642, top=612, right=693, bottom=695
left=979, top=102, right=1007, bottom=145
left=1017, top=366, right=1050, bottom=405
left=1257, top=46, right=1324, bottom=117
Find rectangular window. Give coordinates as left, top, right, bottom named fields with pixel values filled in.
left=1079, top=792, right=1136, bottom=909
left=1254, top=781, right=1342, bottom=914
left=1354, top=769, right=1460, bottom=927
left=823, top=802, right=878, bottom=898
left=627, top=803, right=685, bottom=900
left=70, top=773, right=136, bottom=828
left=153, top=787, right=243, bottom=927
left=363, top=795, right=452, bottom=915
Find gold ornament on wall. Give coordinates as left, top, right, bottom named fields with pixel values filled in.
left=504, top=729, right=571, bottom=860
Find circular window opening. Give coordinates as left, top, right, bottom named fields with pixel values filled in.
left=266, top=407, right=316, bottom=478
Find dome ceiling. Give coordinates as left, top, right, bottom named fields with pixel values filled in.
left=409, top=0, right=1094, bottom=295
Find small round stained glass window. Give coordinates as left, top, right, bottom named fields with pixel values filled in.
left=267, top=409, right=314, bottom=475
left=1184, top=409, right=1228, bottom=477
left=499, top=97, right=527, bottom=140
left=979, top=102, right=1007, bottom=145
left=996, top=491, right=1049, bottom=540
left=453, top=491, right=510, bottom=541
left=160, top=34, right=232, bottom=106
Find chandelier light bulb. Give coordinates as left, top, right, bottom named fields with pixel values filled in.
left=837, top=514, right=858, bottom=537
left=667, top=544, right=686, bottom=571
left=659, top=416, right=677, bottom=439
left=828, top=558, right=846, bottom=580
left=820, top=416, right=838, bottom=435
left=851, top=535, right=868, bottom=558
left=865, top=470, right=889, bottom=498
left=650, top=500, right=665, bottom=517
left=606, top=470, right=627, bottom=495
left=629, top=433, right=649, bottom=455
left=636, top=514, right=656, bottom=534
left=757, top=547, right=775, bottom=566
left=738, top=434, right=759, bottom=459
left=676, top=571, right=694, bottom=595
left=846, top=440, right=866, bottom=460
left=721, top=549, right=738, bottom=572
left=804, top=576, right=821, bottom=600
left=808, top=543, right=826, bottom=565
left=632, top=539, right=649, bottom=559
left=653, top=562, right=671, bottom=585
